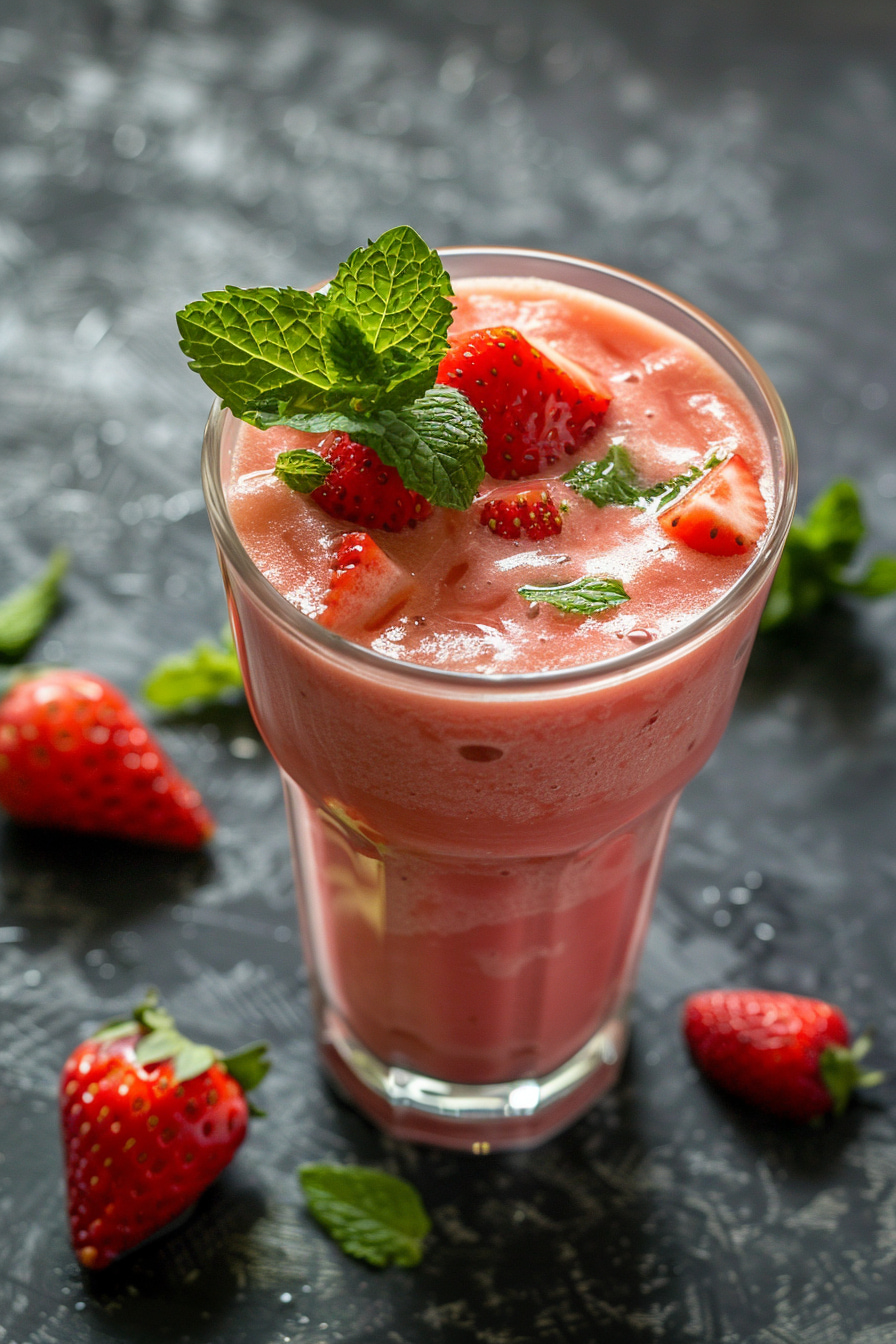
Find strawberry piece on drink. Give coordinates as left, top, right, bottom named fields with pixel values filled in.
left=659, top=454, right=767, bottom=556
left=60, top=991, right=269, bottom=1270
left=0, top=670, right=213, bottom=848
left=437, top=326, right=610, bottom=479
left=683, top=989, right=883, bottom=1121
left=480, top=489, right=564, bottom=540
left=311, top=433, right=432, bottom=532
left=321, top=532, right=415, bottom=635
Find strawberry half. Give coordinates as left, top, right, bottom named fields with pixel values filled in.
left=60, top=991, right=269, bottom=1270
left=320, top=532, right=414, bottom=635
left=0, top=670, right=213, bottom=848
left=437, top=326, right=610, bottom=479
left=659, top=454, right=767, bottom=556
left=311, top=433, right=432, bottom=532
left=480, top=489, right=564, bottom=540
left=684, top=989, right=883, bottom=1121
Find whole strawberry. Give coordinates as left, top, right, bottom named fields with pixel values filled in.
left=0, top=670, right=214, bottom=848
left=60, top=991, right=269, bottom=1269
left=311, top=433, right=432, bottom=531
left=683, top=989, right=883, bottom=1121
left=437, top=326, right=610, bottom=479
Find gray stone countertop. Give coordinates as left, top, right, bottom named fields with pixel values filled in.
left=1, top=1, right=895, bottom=1340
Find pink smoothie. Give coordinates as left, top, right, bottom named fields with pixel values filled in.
left=215, top=275, right=779, bottom=1139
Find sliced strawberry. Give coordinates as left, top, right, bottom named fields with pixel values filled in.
left=310, top=433, right=432, bottom=532
left=0, top=671, right=213, bottom=848
left=480, top=489, right=564, bottom=540
left=320, top=532, right=414, bottom=634
left=437, top=326, right=610, bottom=479
left=659, top=454, right=767, bottom=556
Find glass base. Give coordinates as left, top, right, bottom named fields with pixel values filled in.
left=319, top=1007, right=628, bottom=1152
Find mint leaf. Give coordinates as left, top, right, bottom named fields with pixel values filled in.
left=327, top=225, right=453, bottom=373
left=176, top=285, right=334, bottom=419
left=324, top=314, right=386, bottom=388
left=518, top=575, right=630, bottom=616
left=563, top=444, right=721, bottom=511
left=761, top=479, right=896, bottom=631
left=274, top=449, right=333, bottom=492
left=299, top=1164, right=431, bottom=1268
left=277, top=386, right=486, bottom=510
left=143, top=629, right=243, bottom=710
left=0, top=550, right=67, bottom=661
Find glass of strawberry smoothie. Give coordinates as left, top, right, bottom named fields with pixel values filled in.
left=202, top=249, right=796, bottom=1151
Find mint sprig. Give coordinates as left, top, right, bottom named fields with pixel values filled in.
left=0, top=550, right=68, bottom=661
left=299, top=1163, right=431, bottom=1268
left=177, top=227, right=486, bottom=510
left=563, top=444, right=722, bottom=511
left=273, top=449, right=334, bottom=492
left=518, top=575, right=630, bottom=616
left=143, top=628, right=243, bottom=710
left=761, top=479, right=896, bottom=631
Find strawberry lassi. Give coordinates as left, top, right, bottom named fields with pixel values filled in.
left=197, top=242, right=795, bottom=1150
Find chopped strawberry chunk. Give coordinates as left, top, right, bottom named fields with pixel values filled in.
left=320, top=532, right=414, bottom=634
left=311, top=434, right=432, bottom=532
left=480, top=489, right=564, bottom=540
left=659, top=454, right=767, bottom=556
left=437, top=326, right=610, bottom=479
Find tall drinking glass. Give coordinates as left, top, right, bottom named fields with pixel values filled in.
left=202, top=250, right=796, bottom=1152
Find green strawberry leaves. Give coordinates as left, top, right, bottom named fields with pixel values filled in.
left=518, top=575, right=631, bottom=617
left=92, top=990, right=270, bottom=1096
left=819, top=1032, right=884, bottom=1117
left=563, top=443, right=723, bottom=512
left=0, top=550, right=68, bottom=661
left=177, top=227, right=486, bottom=508
left=299, top=1163, right=431, bottom=1268
left=761, top=479, right=896, bottom=631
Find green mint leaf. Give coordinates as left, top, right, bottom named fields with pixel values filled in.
left=518, top=575, right=631, bottom=616
left=353, top=385, right=486, bottom=510
left=0, top=550, right=68, bottom=661
left=176, top=285, right=334, bottom=419
left=840, top=553, right=896, bottom=598
left=327, top=225, right=453, bottom=372
left=563, top=444, right=721, bottom=511
left=273, top=449, right=333, bottom=493
left=299, top=1164, right=431, bottom=1268
left=324, top=314, right=386, bottom=386
left=760, top=479, right=896, bottom=631
left=220, top=1042, right=271, bottom=1094
left=143, top=630, right=243, bottom=710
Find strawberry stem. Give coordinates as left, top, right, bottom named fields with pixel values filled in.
left=819, top=1031, right=884, bottom=1116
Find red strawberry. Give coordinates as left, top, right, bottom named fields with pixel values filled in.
left=60, top=991, right=269, bottom=1270
left=310, top=433, right=432, bottom=532
left=320, top=531, right=414, bottom=635
left=659, top=454, right=767, bottom=556
left=683, top=989, right=883, bottom=1121
left=0, top=670, right=213, bottom=848
left=480, top=489, right=564, bottom=540
left=437, top=326, right=610, bottom=479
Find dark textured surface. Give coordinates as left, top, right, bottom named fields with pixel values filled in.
left=1, top=1, right=896, bottom=1340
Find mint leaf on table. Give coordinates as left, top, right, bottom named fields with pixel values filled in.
left=518, top=575, right=631, bottom=616
left=761, top=479, right=896, bottom=631
left=563, top=443, right=721, bottom=511
left=299, top=1164, right=431, bottom=1268
left=273, top=448, right=334, bottom=492
left=272, top=385, right=487, bottom=511
left=176, top=227, right=485, bottom=509
left=143, top=629, right=243, bottom=710
left=0, top=550, right=68, bottom=661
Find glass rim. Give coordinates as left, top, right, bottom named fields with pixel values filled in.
left=201, top=246, right=797, bottom=696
